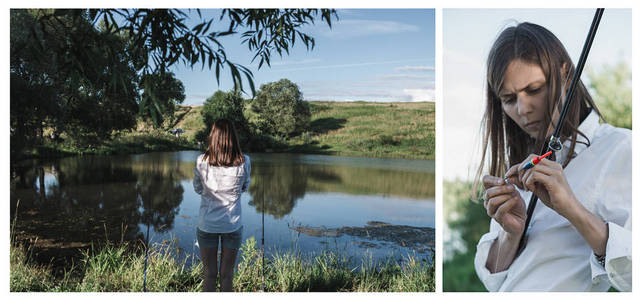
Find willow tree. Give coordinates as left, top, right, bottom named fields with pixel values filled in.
left=10, top=9, right=337, bottom=159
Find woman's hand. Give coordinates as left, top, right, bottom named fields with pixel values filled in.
left=482, top=175, right=526, bottom=238
left=505, top=154, right=609, bottom=258
left=505, top=154, right=578, bottom=218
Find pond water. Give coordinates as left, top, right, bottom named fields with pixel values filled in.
left=10, top=151, right=434, bottom=268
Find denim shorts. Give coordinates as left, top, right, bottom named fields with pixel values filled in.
left=196, top=226, right=243, bottom=250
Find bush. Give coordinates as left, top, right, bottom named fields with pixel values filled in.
left=197, top=90, right=249, bottom=146
left=588, top=62, right=632, bottom=129
left=251, top=79, right=311, bottom=138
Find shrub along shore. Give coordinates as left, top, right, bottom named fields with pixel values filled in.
left=21, top=101, right=435, bottom=161
left=10, top=237, right=435, bottom=292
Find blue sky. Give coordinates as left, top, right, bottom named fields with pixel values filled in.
left=170, top=9, right=436, bottom=105
left=442, top=9, right=632, bottom=181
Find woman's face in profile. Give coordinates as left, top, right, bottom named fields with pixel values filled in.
left=498, top=59, right=556, bottom=138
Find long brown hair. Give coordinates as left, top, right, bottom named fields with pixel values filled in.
left=473, top=22, right=601, bottom=200
left=202, top=119, right=245, bottom=167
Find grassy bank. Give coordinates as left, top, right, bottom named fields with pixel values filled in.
left=290, top=102, right=435, bottom=160
left=22, top=101, right=434, bottom=161
left=11, top=238, right=434, bottom=292
left=173, top=101, right=435, bottom=160
left=26, top=130, right=196, bottom=159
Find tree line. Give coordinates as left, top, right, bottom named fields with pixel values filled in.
left=10, top=9, right=336, bottom=161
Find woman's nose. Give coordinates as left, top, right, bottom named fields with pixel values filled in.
left=516, top=93, right=533, bottom=116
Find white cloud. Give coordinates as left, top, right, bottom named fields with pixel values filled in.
left=314, top=19, right=419, bottom=39
left=395, top=66, right=436, bottom=72
left=376, top=74, right=434, bottom=81
left=300, top=81, right=434, bottom=102
left=270, top=59, right=430, bottom=73
left=184, top=95, right=210, bottom=106
left=403, top=89, right=435, bottom=102
left=270, top=58, right=322, bottom=67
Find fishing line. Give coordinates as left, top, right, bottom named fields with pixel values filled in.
left=494, top=232, right=503, bottom=273
left=261, top=193, right=265, bottom=292
left=143, top=218, right=150, bottom=292
left=142, top=193, right=152, bottom=292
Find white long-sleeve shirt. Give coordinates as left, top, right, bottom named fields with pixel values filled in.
left=474, top=111, right=632, bottom=292
left=193, top=154, right=251, bottom=233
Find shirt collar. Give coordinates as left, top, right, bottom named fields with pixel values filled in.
left=561, top=109, right=600, bottom=155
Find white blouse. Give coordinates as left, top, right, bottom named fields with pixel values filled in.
left=474, top=111, right=632, bottom=291
left=193, top=154, right=251, bottom=233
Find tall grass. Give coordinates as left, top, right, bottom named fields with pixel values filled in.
left=10, top=237, right=434, bottom=292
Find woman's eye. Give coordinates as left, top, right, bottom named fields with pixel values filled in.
left=526, top=87, right=542, bottom=94
left=501, top=96, right=515, bottom=104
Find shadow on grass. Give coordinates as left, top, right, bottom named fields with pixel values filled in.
left=284, top=143, right=335, bottom=155
left=310, top=117, right=347, bottom=135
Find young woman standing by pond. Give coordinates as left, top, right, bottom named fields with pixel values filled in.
left=193, top=119, right=251, bottom=292
left=474, top=22, right=631, bottom=291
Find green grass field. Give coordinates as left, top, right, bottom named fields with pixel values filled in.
left=294, top=101, right=435, bottom=160
left=174, top=101, right=435, bottom=160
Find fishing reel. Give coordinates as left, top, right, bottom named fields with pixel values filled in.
left=548, top=136, right=562, bottom=152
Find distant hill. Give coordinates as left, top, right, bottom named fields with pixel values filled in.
left=170, top=101, right=435, bottom=160
left=171, top=105, right=203, bottom=140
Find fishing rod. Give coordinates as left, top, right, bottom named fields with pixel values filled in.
left=142, top=194, right=151, bottom=292
left=143, top=219, right=150, bottom=291
left=518, top=8, right=605, bottom=252
left=261, top=193, right=265, bottom=292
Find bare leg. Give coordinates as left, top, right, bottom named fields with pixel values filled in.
left=200, top=247, right=219, bottom=292
left=219, top=247, right=239, bottom=292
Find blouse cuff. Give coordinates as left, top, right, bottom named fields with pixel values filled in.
left=475, top=230, right=509, bottom=292
left=604, top=221, right=632, bottom=291
left=588, top=221, right=632, bottom=291
left=588, top=251, right=607, bottom=284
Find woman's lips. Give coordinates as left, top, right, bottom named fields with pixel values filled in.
left=524, top=121, right=540, bottom=131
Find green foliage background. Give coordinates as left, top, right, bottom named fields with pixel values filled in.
left=588, top=62, right=632, bottom=129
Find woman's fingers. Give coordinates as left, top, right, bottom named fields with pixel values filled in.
left=504, top=165, right=523, bottom=189
left=484, top=184, right=515, bottom=209
left=522, top=163, right=558, bottom=191
left=524, top=169, right=554, bottom=194
left=493, top=195, right=524, bottom=234
left=485, top=184, right=515, bottom=200
left=486, top=193, right=512, bottom=217
left=504, top=164, right=519, bottom=179
left=517, top=155, right=535, bottom=185
left=494, top=194, right=520, bottom=220
left=483, top=175, right=504, bottom=189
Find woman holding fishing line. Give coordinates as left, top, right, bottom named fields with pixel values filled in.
left=193, top=119, right=251, bottom=292
left=473, top=17, right=631, bottom=291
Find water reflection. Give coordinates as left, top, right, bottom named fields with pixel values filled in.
left=10, top=151, right=435, bottom=267
left=246, top=153, right=435, bottom=220
left=248, top=163, right=310, bottom=219
left=137, top=173, right=184, bottom=233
